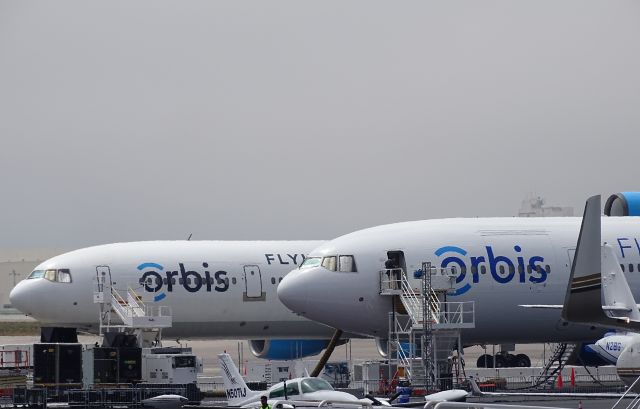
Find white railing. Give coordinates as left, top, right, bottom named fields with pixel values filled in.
left=126, top=288, right=146, bottom=317
left=380, top=268, right=404, bottom=293
left=145, top=305, right=172, bottom=318
left=432, top=301, right=475, bottom=327
left=399, top=272, right=424, bottom=325
left=110, top=288, right=134, bottom=326
left=110, top=287, right=172, bottom=326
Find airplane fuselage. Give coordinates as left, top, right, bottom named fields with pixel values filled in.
left=10, top=241, right=334, bottom=338
left=278, top=217, right=640, bottom=344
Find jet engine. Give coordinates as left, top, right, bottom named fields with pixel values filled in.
left=604, top=192, right=640, bottom=216
left=249, top=339, right=338, bottom=360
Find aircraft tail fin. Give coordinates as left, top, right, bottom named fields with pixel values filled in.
left=561, top=195, right=610, bottom=324
left=561, top=195, right=640, bottom=331
left=602, top=244, right=640, bottom=321
left=468, top=377, right=483, bottom=396
left=218, top=353, right=261, bottom=406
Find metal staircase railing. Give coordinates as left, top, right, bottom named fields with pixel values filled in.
left=111, top=288, right=135, bottom=326
left=533, top=343, right=576, bottom=387
left=107, top=287, right=172, bottom=330
left=399, top=273, right=424, bottom=325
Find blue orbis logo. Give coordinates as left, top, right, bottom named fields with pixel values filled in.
left=137, top=262, right=229, bottom=302
left=434, top=245, right=547, bottom=296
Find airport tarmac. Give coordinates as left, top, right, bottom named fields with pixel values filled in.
left=0, top=335, right=631, bottom=409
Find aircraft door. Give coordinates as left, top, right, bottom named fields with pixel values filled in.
left=243, top=265, right=264, bottom=300
left=94, top=266, right=112, bottom=306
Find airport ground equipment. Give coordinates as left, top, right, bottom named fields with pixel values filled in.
left=94, top=269, right=172, bottom=347
left=532, top=343, right=576, bottom=387
left=380, top=262, right=475, bottom=391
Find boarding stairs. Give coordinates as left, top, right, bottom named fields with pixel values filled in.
left=94, top=280, right=173, bottom=346
left=382, top=262, right=475, bottom=390
left=533, top=343, right=577, bottom=387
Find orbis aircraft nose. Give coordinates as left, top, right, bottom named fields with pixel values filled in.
left=9, top=282, right=30, bottom=315
left=277, top=268, right=311, bottom=315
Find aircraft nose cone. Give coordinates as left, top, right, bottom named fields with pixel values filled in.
left=278, top=269, right=310, bottom=315
left=9, top=282, right=29, bottom=314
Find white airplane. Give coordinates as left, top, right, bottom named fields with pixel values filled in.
left=587, top=332, right=639, bottom=364
left=218, top=353, right=374, bottom=407
left=218, top=353, right=467, bottom=407
left=277, top=192, right=640, bottom=366
left=553, top=195, right=640, bottom=390
left=8, top=240, right=356, bottom=360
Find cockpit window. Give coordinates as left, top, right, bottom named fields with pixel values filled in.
left=57, top=269, right=72, bottom=283
left=321, top=256, right=337, bottom=271
left=44, top=270, right=56, bottom=281
left=28, top=269, right=72, bottom=283
left=301, top=378, right=334, bottom=393
left=28, top=270, right=44, bottom=279
left=300, top=257, right=321, bottom=269
left=339, top=255, right=357, bottom=272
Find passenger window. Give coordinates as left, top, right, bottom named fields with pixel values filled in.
left=232, top=277, right=237, bottom=285
left=630, top=264, right=635, bottom=273
left=621, top=264, right=626, bottom=272
left=499, top=265, right=505, bottom=275
left=57, top=269, right=72, bottom=283
left=471, top=266, right=478, bottom=275
left=44, top=269, right=56, bottom=281
left=271, top=277, right=276, bottom=284
left=545, top=265, right=551, bottom=274
left=480, top=266, right=487, bottom=275
left=321, top=256, right=337, bottom=271
left=339, top=255, right=357, bottom=272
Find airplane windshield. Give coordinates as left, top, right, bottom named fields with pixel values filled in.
left=27, top=269, right=72, bottom=283
left=300, top=378, right=334, bottom=393
left=27, top=270, right=45, bottom=279
left=300, top=257, right=321, bottom=269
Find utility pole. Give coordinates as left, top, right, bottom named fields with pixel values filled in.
left=10, top=270, right=20, bottom=288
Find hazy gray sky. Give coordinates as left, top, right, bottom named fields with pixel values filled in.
left=1, top=1, right=640, bottom=249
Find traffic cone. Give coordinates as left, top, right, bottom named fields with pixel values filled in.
left=557, top=372, right=563, bottom=388
left=570, top=368, right=575, bottom=387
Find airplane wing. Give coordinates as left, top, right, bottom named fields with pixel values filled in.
left=520, top=304, right=640, bottom=311
left=519, top=305, right=562, bottom=309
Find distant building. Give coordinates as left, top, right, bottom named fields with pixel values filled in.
left=518, top=195, right=573, bottom=217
